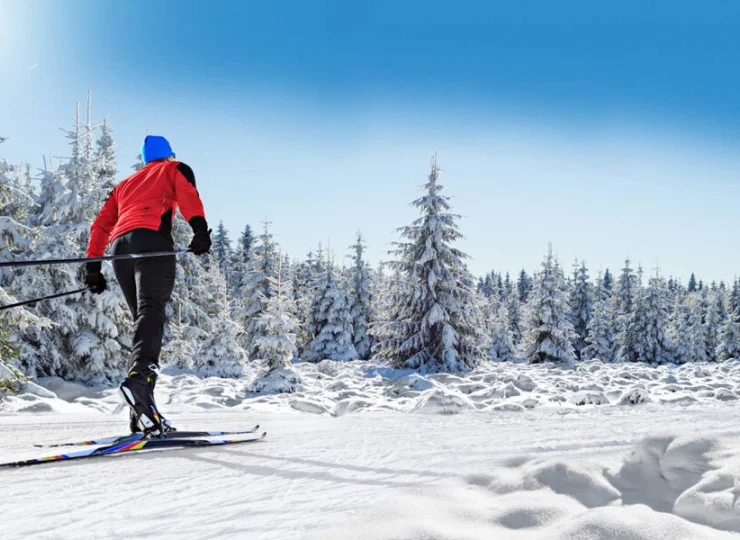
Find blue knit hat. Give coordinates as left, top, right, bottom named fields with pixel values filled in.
left=141, top=135, right=175, bottom=164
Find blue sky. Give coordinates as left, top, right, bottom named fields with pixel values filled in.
left=3, top=0, right=740, bottom=282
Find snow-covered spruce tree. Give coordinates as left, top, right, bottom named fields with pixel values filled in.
left=0, top=146, right=33, bottom=284
left=305, top=262, right=357, bottom=362
left=489, top=295, right=515, bottom=362
left=728, top=279, right=740, bottom=315
left=668, top=296, right=691, bottom=364
left=369, top=263, right=399, bottom=351
left=686, top=289, right=720, bottom=363
left=582, top=273, right=615, bottom=362
left=376, top=156, right=484, bottom=372
left=582, top=298, right=615, bottom=362
left=226, top=224, right=252, bottom=300
left=242, top=222, right=280, bottom=357
left=688, top=273, right=698, bottom=293
left=347, top=232, right=375, bottom=359
left=238, top=224, right=254, bottom=264
left=614, top=259, right=637, bottom=316
left=291, top=254, right=315, bottom=351
left=93, top=117, right=117, bottom=196
left=602, top=268, right=614, bottom=294
left=716, top=304, right=740, bottom=361
left=252, top=274, right=298, bottom=370
left=618, top=275, right=672, bottom=364
left=11, top=102, right=129, bottom=382
left=568, top=260, right=593, bottom=359
left=506, top=293, right=523, bottom=346
left=195, top=262, right=247, bottom=377
left=704, top=290, right=723, bottom=361
left=300, top=245, right=332, bottom=355
left=517, top=269, right=533, bottom=303
left=519, top=247, right=576, bottom=364
left=479, top=273, right=494, bottom=298
left=212, top=221, right=233, bottom=274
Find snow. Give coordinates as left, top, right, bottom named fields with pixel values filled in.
left=1, top=360, right=740, bottom=539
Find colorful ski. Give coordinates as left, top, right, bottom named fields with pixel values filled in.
left=34, top=425, right=261, bottom=448
left=2, top=432, right=266, bottom=469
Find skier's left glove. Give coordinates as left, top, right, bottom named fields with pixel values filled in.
left=188, top=216, right=212, bottom=255
left=85, top=263, right=107, bottom=294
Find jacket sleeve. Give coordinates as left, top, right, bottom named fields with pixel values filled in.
left=173, top=162, right=208, bottom=233
left=86, top=189, right=119, bottom=272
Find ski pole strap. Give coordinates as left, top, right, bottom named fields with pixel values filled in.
left=0, top=249, right=191, bottom=269
left=0, top=287, right=89, bottom=312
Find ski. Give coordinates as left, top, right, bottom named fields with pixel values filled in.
left=2, top=432, right=267, bottom=469
left=34, top=424, right=261, bottom=448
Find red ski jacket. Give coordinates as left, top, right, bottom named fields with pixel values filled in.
left=87, top=160, right=207, bottom=258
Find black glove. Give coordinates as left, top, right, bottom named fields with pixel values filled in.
left=85, top=263, right=107, bottom=294
left=188, top=216, right=212, bottom=255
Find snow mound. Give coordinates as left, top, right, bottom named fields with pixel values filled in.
left=618, top=387, right=651, bottom=405
left=412, top=387, right=476, bottom=414
left=569, top=390, right=609, bottom=406
left=327, top=434, right=740, bottom=539
left=249, top=367, right=302, bottom=394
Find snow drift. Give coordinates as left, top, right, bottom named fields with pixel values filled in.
left=2, top=359, right=739, bottom=418
left=326, top=434, right=740, bottom=539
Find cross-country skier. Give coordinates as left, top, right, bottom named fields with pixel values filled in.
left=85, top=135, right=212, bottom=436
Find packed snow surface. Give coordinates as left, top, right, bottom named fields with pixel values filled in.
left=1, top=360, right=739, bottom=539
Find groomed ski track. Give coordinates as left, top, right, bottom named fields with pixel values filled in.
left=2, top=406, right=740, bottom=539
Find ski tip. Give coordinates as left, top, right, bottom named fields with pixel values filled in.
left=260, top=432, right=267, bottom=439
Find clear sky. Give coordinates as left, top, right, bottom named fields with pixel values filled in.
left=3, top=0, right=740, bottom=283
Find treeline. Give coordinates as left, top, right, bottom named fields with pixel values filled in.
left=1, top=97, right=738, bottom=386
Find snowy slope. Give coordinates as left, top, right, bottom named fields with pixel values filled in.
left=1, top=361, right=740, bottom=539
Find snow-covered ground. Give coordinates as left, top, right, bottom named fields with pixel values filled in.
left=2, top=360, right=740, bottom=539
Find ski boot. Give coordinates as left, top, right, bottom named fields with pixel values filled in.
left=120, top=364, right=175, bottom=437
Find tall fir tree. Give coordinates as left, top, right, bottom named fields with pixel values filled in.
left=506, top=293, right=523, bottom=346
left=212, top=221, right=233, bottom=273
left=688, top=273, right=698, bottom=293
left=619, top=275, right=672, bottom=364
left=716, top=303, right=740, bottom=362
left=243, top=222, right=280, bottom=357
left=517, top=269, right=533, bottom=303
left=602, top=268, right=614, bottom=293
left=93, top=117, right=117, bottom=197
left=520, top=247, right=577, bottom=364
left=668, top=296, right=691, bottom=364
left=251, top=270, right=298, bottom=371
left=195, top=263, right=248, bottom=377
left=347, top=232, right=375, bottom=359
left=568, top=260, right=593, bottom=359
left=582, top=273, right=616, bottom=362
left=305, top=263, right=357, bottom=362
left=239, top=224, right=254, bottom=264
left=376, top=156, right=484, bottom=372
left=489, top=295, right=515, bottom=362
left=11, top=100, right=129, bottom=382
left=614, top=259, right=637, bottom=316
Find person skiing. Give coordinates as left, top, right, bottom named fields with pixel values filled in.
left=85, top=135, right=212, bottom=436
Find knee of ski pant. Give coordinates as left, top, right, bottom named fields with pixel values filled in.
left=136, top=297, right=168, bottom=317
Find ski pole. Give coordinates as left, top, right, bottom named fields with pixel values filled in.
left=0, top=249, right=191, bottom=269
left=0, top=287, right=89, bottom=312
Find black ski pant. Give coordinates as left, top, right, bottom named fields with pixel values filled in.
left=112, top=229, right=176, bottom=381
